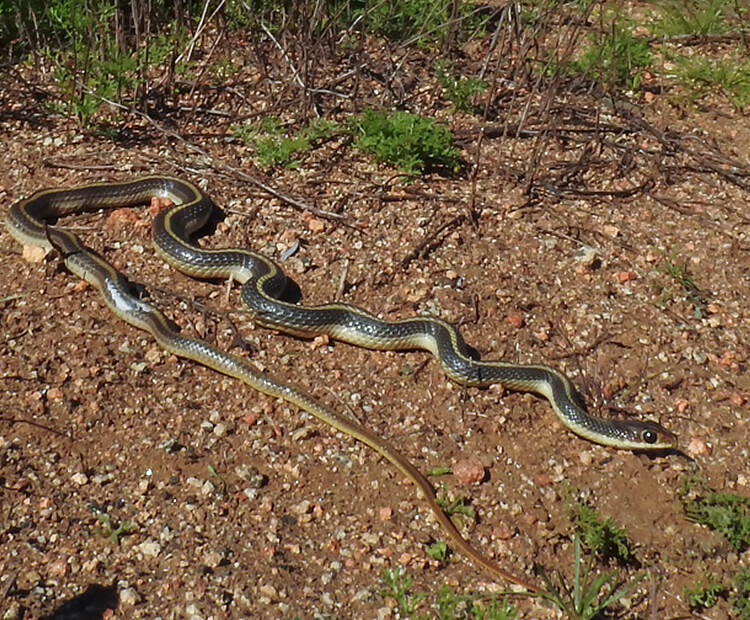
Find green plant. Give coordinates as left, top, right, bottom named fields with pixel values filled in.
left=649, top=0, right=736, bottom=36
left=538, top=535, right=645, bottom=620
left=426, top=466, right=453, bottom=477
left=683, top=571, right=725, bottom=610
left=89, top=505, right=136, bottom=544
left=667, top=53, right=750, bottom=110
left=434, top=59, right=488, bottom=113
left=381, top=567, right=425, bottom=618
left=347, top=0, right=488, bottom=47
left=566, top=492, right=634, bottom=562
left=678, top=477, right=750, bottom=551
left=34, top=0, right=190, bottom=126
left=569, top=8, right=653, bottom=91
left=426, top=540, right=450, bottom=564
left=733, top=568, right=750, bottom=619
left=654, top=246, right=706, bottom=318
left=436, top=586, right=517, bottom=620
left=231, top=116, right=338, bottom=169
left=436, top=485, right=477, bottom=527
left=350, top=109, right=460, bottom=176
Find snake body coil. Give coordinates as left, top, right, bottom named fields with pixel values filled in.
left=6, top=176, right=677, bottom=591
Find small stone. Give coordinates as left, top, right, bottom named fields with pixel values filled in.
left=21, top=244, right=48, bottom=263
left=105, top=208, right=139, bottom=230
left=184, top=603, right=204, bottom=620
left=48, top=557, right=69, bottom=578
left=119, top=586, right=140, bottom=606
left=244, top=411, right=261, bottom=426
left=213, top=422, right=228, bottom=437
left=2, top=602, right=22, bottom=620
left=136, top=540, right=162, bottom=558
left=308, top=218, right=325, bottom=233
left=144, top=348, right=162, bottom=364
left=615, top=270, right=637, bottom=283
left=235, top=464, right=267, bottom=488
left=533, top=473, right=553, bottom=487
left=71, top=472, right=89, bottom=486
left=379, top=507, right=393, bottom=521
left=293, top=500, right=313, bottom=515
left=46, top=387, right=64, bottom=401
left=291, top=425, right=314, bottom=441
left=507, top=313, right=524, bottom=329
left=258, top=584, right=278, bottom=600
left=22, top=570, right=42, bottom=585
left=83, top=558, right=100, bottom=573
left=686, top=437, right=712, bottom=458
left=452, top=458, right=486, bottom=485
left=118, top=341, right=135, bottom=355
left=492, top=523, right=514, bottom=540
left=575, top=245, right=598, bottom=267
left=203, top=550, right=223, bottom=568
left=148, top=196, right=174, bottom=217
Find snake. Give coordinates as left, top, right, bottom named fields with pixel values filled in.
left=6, top=176, right=677, bottom=591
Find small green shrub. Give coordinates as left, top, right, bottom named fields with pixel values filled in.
left=537, top=535, right=645, bottom=620
left=667, top=53, right=750, bottom=110
left=733, top=568, right=750, bottom=619
left=350, top=109, right=459, bottom=176
left=426, top=540, right=449, bottom=564
left=683, top=572, right=725, bottom=610
left=231, top=116, right=338, bottom=169
left=437, top=586, right=517, bottom=620
left=569, top=10, right=653, bottom=91
left=679, top=477, right=750, bottom=552
left=434, top=59, right=488, bottom=113
left=348, top=0, right=488, bottom=47
left=568, top=499, right=634, bottom=563
left=649, top=0, right=735, bottom=36
left=381, top=567, right=425, bottom=617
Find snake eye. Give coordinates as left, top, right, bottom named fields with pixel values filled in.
left=642, top=429, right=658, bottom=444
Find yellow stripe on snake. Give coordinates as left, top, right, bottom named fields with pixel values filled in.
left=6, top=176, right=677, bottom=592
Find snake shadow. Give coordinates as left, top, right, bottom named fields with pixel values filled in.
left=41, top=581, right=118, bottom=620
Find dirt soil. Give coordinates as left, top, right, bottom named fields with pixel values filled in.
left=1, top=26, right=750, bottom=620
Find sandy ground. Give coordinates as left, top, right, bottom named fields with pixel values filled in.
left=1, top=27, right=750, bottom=619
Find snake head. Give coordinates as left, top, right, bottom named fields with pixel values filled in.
left=625, top=419, right=678, bottom=451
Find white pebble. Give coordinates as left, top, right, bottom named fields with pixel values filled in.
left=119, top=587, right=140, bottom=606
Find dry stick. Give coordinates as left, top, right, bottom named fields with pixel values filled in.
left=176, top=0, right=225, bottom=65
left=401, top=7, right=519, bottom=267
left=260, top=21, right=306, bottom=91
left=400, top=213, right=466, bottom=270
left=647, top=192, right=743, bottom=244
left=523, top=1, right=597, bottom=195
left=134, top=109, right=348, bottom=222
left=466, top=7, right=509, bottom=225
left=607, top=95, right=750, bottom=190
left=646, top=31, right=747, bottom=45
left=70, top=81, right=346, bottom=223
